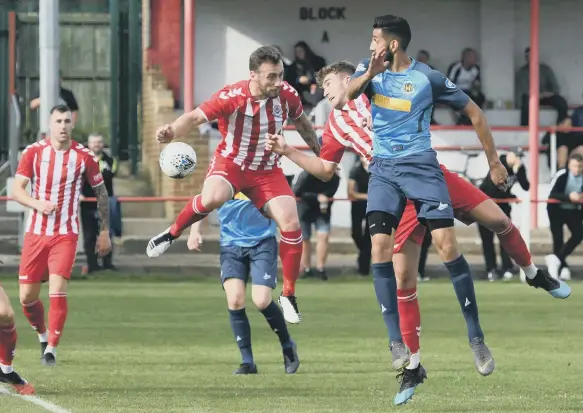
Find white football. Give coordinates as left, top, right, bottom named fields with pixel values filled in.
left=159, top=142, right=197, bottom=179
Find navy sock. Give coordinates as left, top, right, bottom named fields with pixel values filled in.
left=445, top=255, right=484, bottom=341
left=260, top=301, right=293, bottom=349
left=372, top=261, right=402, bottom=342
left=228, top=308, right=254, bottom=365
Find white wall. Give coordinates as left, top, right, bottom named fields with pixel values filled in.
left=194, top=0, right=583, bottom=107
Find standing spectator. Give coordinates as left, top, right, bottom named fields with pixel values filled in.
left=416, top=50, right=438, bottom=125
left=81, top=133, right=118, bottom=273
left=516, top=47, right=568, bottom=126
left=293, top=169, right=340, bottom=280
left=348, top=157, right=371, bottom=275
left=293, top=41, right=326, bottom=108
left=546, top=153, right=583, bottom=281
left=447, top=48, right=485, bottom=125
left=30, top=72, right=80, bottom=126
left=478, top=149, right=530, bottom=281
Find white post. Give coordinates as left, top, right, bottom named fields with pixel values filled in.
left=550, top=132, right=557, bottom=178
left=38, top=0, right=60, bottom=139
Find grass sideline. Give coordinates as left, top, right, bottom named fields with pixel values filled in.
left=1, top=277, right=581, bottom=412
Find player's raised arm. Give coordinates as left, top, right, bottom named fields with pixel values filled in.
left=266, top=134, right=336, bottom=182
left=290, top=112, right=321, bottom=156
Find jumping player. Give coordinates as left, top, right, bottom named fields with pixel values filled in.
left=11, top=105, right=111, bottom=366
left=266, top=60, right=570, bottom=405
left=187, top=193, right=299, bottom=374
left=146, top=46, right=321, bottom=325
left=0, top=283, right=35, bottom=394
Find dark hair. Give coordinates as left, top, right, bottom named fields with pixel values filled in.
left=249, top=46, right=282, bottom=72
left=418, top=49, right=430, bottom=58
left=569, top=153, right=583, bottom=162
left=373, top=15, right=412, bottom=51
left=315, top=61, right=356, bottom=86
left=50, top=104, right=71, bottom=114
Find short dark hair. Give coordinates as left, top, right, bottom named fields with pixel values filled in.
left=569, top=153, right=583, bottom=162
left=50, top=104, right=71, bottom=115
left=249, top=46, right=282, bottom=72
left=418, top=49, right=430, bottom=58
left=373, top=15, right=412, bottom=51
left=316, top=61, right=356, bottom=86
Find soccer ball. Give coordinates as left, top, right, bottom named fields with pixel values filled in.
left=159, top=142, right=197, bottom=179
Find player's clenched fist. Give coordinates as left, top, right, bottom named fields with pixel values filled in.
left=96, top=230, right=112, bottom=257
left=35, top=200, right=57, bottom=215
left=156, top=124, right=175, bottom=143
left=489, top=161, right=509, bottom=191
left=265, top=134, right=288, bottom=155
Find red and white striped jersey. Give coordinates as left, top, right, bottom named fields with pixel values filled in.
left=198, top=80, right=304, bottom=171
left=320, top=94, right=373, bottom=164
left=15, top=139, right=104, bottom=236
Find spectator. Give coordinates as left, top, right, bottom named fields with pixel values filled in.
left=478, top=149, right=530, bottom=281
left=416, top=49, right=434, bottom=69
left=416, top=49, right=438, bottom=125
left=542, top=116, right=583, bottom=170
left=447, top=48, right=485, bottom=125
left=293, top=41, right=326, bottom=108
left=546, top=153, right=583, bottom=281
left=293, top=169, right=340, bottom=280
left=81, top=133, right=118, bottom=273
left=516, top=47, right=568, bottom=126
left=30, top=72, right=80, bottom=126
left=347, top=157, right=371, bottom=275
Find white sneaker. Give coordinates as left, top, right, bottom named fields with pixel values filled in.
left=559, top=267, right=572, bottom=281
left=545, top=254, right=561, bottom=279
left=503, top=271, right=514, bottom=281
left=146, top=227, right=176, bottom=258
left=487, top=271, right=498, bottom=282
left=278, top=295, right=302, bottom=324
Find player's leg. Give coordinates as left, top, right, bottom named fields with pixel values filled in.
left=220, top=247, right=256, bottom=374
left=249, top=169, right=303, bottom=324
left=0, top=286, right=35, bottom=395
left=400, top=153, right=494, bottom=376
left=393, top=239, right=426, bottom=406
left=39, top=235, right=77, bottom=366
left=18, top=234, right=49, bottom=359
left=249, top=237, right=299, bottom=374
left=466, top=198, right=570, bottom=298
left=147, top=157, right=240, bottom=257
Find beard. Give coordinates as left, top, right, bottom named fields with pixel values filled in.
left=384, top=48, right=395, bottom=63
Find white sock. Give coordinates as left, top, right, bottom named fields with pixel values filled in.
left=38, top=332, right=48, bottom=343
left=45, top=345, right=56, bottom=356
left=406, top=352, right=420, bottom=370
left=0, top=364, right=13, bottom=374
left=522, top=263, right=538, bottom=279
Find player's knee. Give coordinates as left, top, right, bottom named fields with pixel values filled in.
left=278, top=215, right=300, bottom=232
left=0, top=306, right=15, bottom=326
left=226, top=293, right=246, bottom=310
left=367, top=211, right=397, bottom=262
left=431, top=227, right=460, bottom=261
left=252, top=294, right=271, bottom=311
left=394, top=263, right=417, bottom=290
left=19, top=291, right=38, bottom=306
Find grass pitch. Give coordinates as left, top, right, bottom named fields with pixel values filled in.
left=1, top=276, right=582, bottom=412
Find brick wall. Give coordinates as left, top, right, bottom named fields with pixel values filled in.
left=142, top=0, right=209, bottom=219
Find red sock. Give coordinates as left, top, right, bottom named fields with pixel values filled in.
left=496, top=222, right=531, bottom=267
left=48, top=294, right=68, bottom=347
left=397, top=288, right=421, bottom=354
left=280, top=229, right=303, bottom=296
left=21, top=300, right=47, bottom=335
left=170, top=195, right=211, bottom=237
left=0, top=324, right=17, bottom=366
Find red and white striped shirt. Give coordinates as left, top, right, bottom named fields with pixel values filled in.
left=320, top=94, right=373, bottom=164
left=15, top=139, right=104, bottom=236
left=198, top=80, right=304, bottom=171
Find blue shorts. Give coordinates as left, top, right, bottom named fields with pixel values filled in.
left=367, top=149, right=453, bottom=223
left=219, top=237, right=278, bottom=289
left=300, top=215, right=331, bottom=239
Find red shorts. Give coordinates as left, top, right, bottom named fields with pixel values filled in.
left=206, top=155, right=294, bottom=209
left=393, top=165, right=490, bottom=253
left=18, top=233, right=78, bottom=284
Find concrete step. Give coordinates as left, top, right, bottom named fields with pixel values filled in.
left=0, top=216, right=20, bottom=236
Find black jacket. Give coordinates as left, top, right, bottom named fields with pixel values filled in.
left=480, top=154, right=529, bottom=199
left=547, top=168, right=583, bottom=215
left=293, top=171, right=340, bottom=221
left=82, top=152, right=117, bottom=210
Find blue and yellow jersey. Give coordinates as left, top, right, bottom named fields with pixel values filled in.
left=353, top=58, right=469, bottom=158
left=217, top=192, right=276, bottom=248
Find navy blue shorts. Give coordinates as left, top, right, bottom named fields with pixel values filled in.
left=367, top=149, right=453, bottom=223
left=219, top=237, right=278, bottom=289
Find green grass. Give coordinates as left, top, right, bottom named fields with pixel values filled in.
left=1, top=277, right=582, bottom=412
